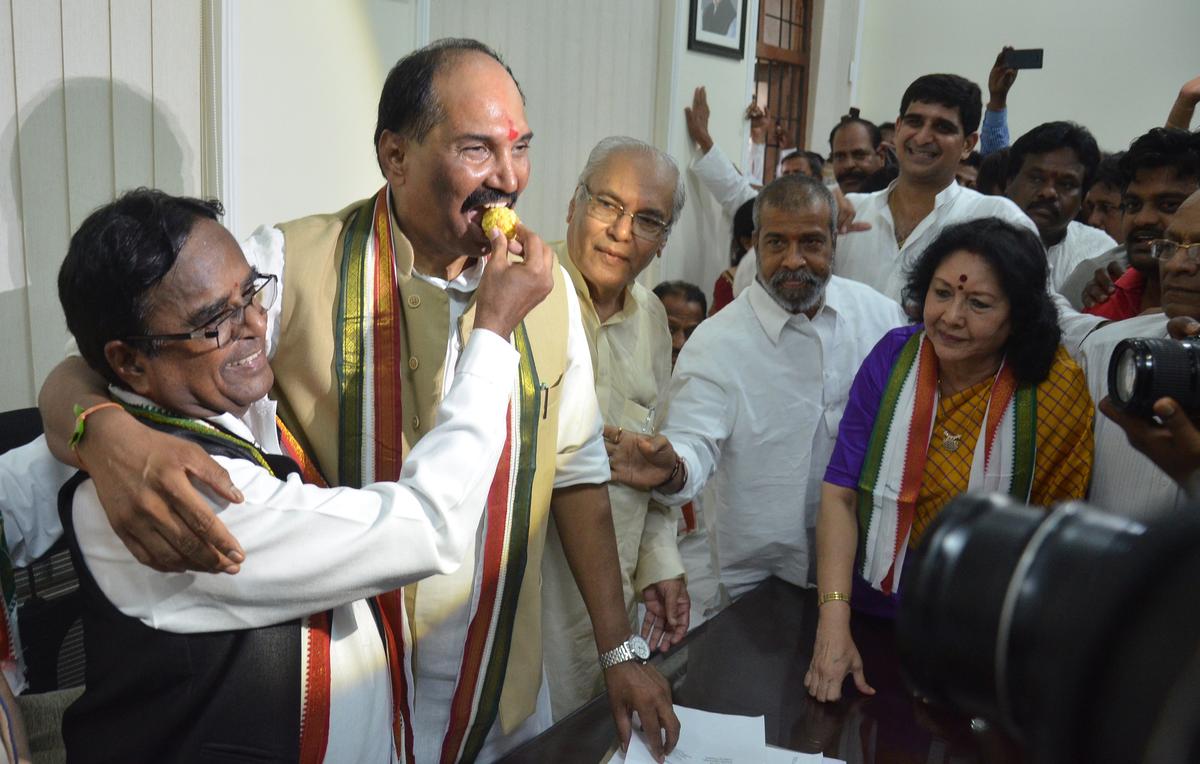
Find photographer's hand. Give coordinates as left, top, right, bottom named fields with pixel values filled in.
left=1099, top=396, right=1200, bottom=487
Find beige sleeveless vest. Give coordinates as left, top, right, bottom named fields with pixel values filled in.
left=271, top=202, right=570, bottom=729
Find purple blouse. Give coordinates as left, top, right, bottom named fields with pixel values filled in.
left=824, top=324, right=923, bottom=489
left=823, top=323, right=922, bottom=619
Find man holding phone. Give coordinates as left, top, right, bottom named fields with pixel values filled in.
left=980, top=46, right=1043, bottom=156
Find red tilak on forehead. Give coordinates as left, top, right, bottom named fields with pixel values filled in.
left=958, top=274, right=968, bottom=290
left=506, top=119, right=518, bottom=141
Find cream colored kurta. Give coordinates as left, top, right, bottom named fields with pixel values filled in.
left=541, top=242, right=686, bottom=719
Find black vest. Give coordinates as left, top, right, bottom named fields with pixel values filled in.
left=59, top=419, right=308, bottom=763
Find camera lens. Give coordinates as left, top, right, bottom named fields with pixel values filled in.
left=1107, top=337, right=1200, bottom=416
left=898, top=494, right=1200, bottom=763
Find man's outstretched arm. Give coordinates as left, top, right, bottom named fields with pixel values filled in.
left=38, top=356, right=245, bottom=573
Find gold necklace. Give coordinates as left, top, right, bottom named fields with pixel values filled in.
left=936, top=383, right=989, bottom=452
left=940, top=428, right=963, bottom=452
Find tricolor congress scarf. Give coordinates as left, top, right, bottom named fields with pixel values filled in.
left=856, top=330, right=1036, bottom=594
left=296, top=187, right=541, bottom=763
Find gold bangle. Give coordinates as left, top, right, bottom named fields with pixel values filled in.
left=819, top=591, right=850, bottom=606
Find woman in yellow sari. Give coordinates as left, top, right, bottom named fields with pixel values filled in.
left=805, top=217, right=1094, bottom=703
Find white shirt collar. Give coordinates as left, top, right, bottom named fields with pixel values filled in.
left=409, top=257, right=485, bottom=293
left=880, top=177, right=960, bottom=209
left=108, top=387, right=278, bottom=451
left=746, top=277, right=833, bottom=344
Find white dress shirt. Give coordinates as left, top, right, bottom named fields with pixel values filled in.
left=243, top=223, right=609, bottom=761
left=1078, top=314, right=1185, bottom=519
left=65, top=329, right=518, bottom=764
left=1047, top=221, right=1117, bottom=294
left=653, top=277, right=906, bottom=597
left=836, top=180, right=1038, bottom=302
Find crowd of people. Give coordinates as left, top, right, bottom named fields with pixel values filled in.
left=0, top=35, right=1198, bottom=763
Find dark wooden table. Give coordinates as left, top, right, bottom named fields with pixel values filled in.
left=501, top=577, right=1022, bottom=763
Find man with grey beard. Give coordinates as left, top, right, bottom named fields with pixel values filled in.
left=607, top=174, right=905, bottom=598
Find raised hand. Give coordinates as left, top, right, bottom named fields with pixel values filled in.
left=684, top=86, right=714, bottom=154
left=987, top=46, right=1018, bottom=111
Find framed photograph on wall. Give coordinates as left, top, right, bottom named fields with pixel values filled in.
left=687, top=0, right=749, bottom=60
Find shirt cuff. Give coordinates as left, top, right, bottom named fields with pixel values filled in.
left=458, top=329, right=520, bottom=385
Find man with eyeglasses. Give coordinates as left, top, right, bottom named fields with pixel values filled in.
left=1078, top=189, right=1200, bottom=519
left=540, top=137, right=688, bottom=720
left=36, top=40, right=679, bottom=762
left=1078, top=128, right=1200, bottom=321
left=43, top=188, right=552, bottom=761
left=607, top=174, right=905, bottom=603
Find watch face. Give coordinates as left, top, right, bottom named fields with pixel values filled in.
left=629, top=635, right=651, bottom=661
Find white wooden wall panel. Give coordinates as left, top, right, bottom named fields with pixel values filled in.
left=429, top=1, right=660, bottom=243
left=12, top=0, right=71, bottom=409
left=0, top=0, right=206, bottom=410
left=111, top=0, right=156, bottom=192
left=0, top=0, right=35, bottom=409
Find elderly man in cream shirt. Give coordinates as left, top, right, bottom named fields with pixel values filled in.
left=541, top=137, right=689, bottom=719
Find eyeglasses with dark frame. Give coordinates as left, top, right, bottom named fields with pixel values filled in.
left=578, top=185, right=669, bottom=241
left=1150, top=239, right=1200, bottom=263
left=126, top=274, right=278, bottom=348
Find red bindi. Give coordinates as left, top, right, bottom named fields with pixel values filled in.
left=958, top=274, right=968, bottom=282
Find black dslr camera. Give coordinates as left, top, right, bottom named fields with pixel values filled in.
left=1108, top=336, right=1200, bottom=417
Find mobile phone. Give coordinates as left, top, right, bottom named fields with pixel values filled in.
left=1002, top=48, right=1043, bottom=70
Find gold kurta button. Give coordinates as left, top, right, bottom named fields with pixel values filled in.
left=407, top=294, right=421, bottom=308
left=408, top=356, right=419, bottom=370
left=411, top=414, right=420, bottom=430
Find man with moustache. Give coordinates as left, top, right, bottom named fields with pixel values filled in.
left=607, top=174, right=905, bottom=599
left=1003, top=121, right=1115, bottom=293
left=1080, top=190, right=1200, bottom=518
left=1082, top=128, right=1200, bottom=321
left=833, top=74, right=1036, bottom=304
left=49, top=188, right=552, bottom=763
left=540, top=137, right=688, bottom=719
left=828, top=112, right=887, bottom=193
left=36, top=39, right=678, bottom=762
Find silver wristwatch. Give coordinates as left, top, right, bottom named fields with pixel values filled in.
left=598, top=635, right=651, bottom=670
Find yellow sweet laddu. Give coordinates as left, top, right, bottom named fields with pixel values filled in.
left=481, top=206, right=519, bottom=240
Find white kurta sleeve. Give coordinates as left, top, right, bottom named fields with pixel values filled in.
left=0, top=437, right=73, bottom=566
left=552, top=266, right=612, bottom=488
left=71, top=330, right=521, bottom=633
left=690, top=145, right=759, bottom=220
left=652, top=340, right=736, bottom=508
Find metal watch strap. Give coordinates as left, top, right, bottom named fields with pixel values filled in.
left=598, top=641, right=634, bottom=670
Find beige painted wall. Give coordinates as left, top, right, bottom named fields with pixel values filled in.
left=653, top=0, right=759, bottom=295
left=854, top=0, right=1200, bottom=153
left=230, top=0, right=419, bottom=240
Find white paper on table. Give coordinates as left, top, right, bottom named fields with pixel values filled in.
left=620, top=705, right=767, bottom=763
left=764, top=744, right=841, bottom=763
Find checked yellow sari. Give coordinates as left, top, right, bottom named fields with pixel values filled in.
left=857, top=331, right=1093, bottom=594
